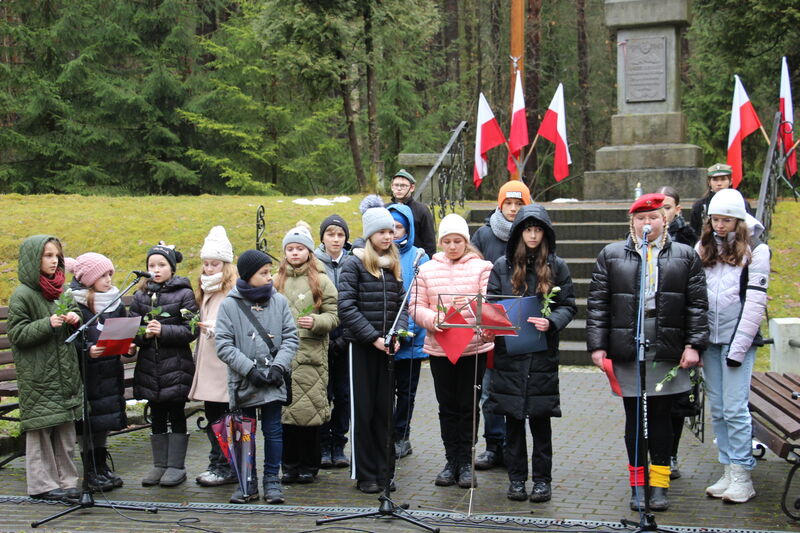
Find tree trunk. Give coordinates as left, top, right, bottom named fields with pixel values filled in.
left=340, top=72, right=368, bottom=192
left=443, top=0, right=459, bottom=85
left=576, top=0, right=593, bottom=171
left=363, top=1, right=382, bottom=190
left=524, top=0, right=541, bottom=179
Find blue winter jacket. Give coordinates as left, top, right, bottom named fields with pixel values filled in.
left=387, top=203, right=429, bottom=360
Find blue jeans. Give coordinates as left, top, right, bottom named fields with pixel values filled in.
left=703, top=343, right=756, bottom=469
left=480, top=369, right=505, bottom=449
left=243, top=401, right=283, bottom=477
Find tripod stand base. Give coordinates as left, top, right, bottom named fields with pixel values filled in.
left=621, top=514, right=678, bottom=533
left=31, top=490, right=157, bottom=528
left=316, top=494, right=439, bottom=533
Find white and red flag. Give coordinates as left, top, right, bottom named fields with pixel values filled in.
left=536, top=83, right=572, bottom=181
left=473, top=92, right=507, bottom=189
left=507, top=70, right=529, bottom=175
left=780, top=57, right=797, bottom=178
left=96, top=316, right=141, bottom=356
left=727, top=75, right=762, bottom=188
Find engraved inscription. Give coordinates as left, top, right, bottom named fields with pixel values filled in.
left=625, top=37, right=666, bottom=103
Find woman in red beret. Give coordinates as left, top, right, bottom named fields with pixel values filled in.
left=586, top=193, right=708, bottom=513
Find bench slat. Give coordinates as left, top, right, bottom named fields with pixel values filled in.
left=0, top=381, right=19, bottom=397
left=784, top=373, right=800, bottom=390
left=752, top=417, right=793, bottom=459
left=0, top=368, right=16, bottom=382
left=0, top=307, right=7, bottom=320
left=751, top=374, right=800, bottom=424
left=749, top=393, right=800, bottom=439
left=765, top=371, right=800, bottom=396
left=0, top=322, right=7, bottom=336
left=0, top=337, right=9, bottom=350
left=0, top=351, right=12, bottom=365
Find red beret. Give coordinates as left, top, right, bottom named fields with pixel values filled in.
left=629, top=193, right=665, bottom=214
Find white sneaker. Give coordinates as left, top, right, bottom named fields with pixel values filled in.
left=705, top=464, right=731, bottom=498
left=721, top=464, right=756, bottom=503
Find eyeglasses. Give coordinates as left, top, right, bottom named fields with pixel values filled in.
left=391, top=183, right=410, bottom=190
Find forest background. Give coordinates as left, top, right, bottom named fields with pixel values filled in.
left=1, top=0, right=799, bottom=200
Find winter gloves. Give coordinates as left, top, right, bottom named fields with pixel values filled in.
left=265, top=366, right=284, bottom=387
left=246, top=365, right=284, bottom=388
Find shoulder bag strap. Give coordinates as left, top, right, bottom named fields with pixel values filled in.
left=234, top=298, right=279, bottom=358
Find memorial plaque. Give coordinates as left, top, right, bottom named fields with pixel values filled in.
left=625, top=37, right=666, bottom=103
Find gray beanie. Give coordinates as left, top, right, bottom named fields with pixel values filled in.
left=282, top=225, right=315, bottom=251
left=362, top=207, right=395, bottom=239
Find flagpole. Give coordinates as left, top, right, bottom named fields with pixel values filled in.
left=521, top=134, right=540, bottom=171
left=760, top=125, right=771, bottom=144
left=505, top=141, right=525, bottom=178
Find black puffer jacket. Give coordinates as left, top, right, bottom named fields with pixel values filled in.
left=75, top=299, right=128, bottom=432
left=485, top=205, right=577, bottom=419
left=338, top=248, right=407, bottom=345
left=130, top=277, right=198, bottom=402
left=586, top=235, right=708, bottom=363
left=470, top=214, right=507, bottom=264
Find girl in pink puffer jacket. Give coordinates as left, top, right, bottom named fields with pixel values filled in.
left=411, top=213, right=493, bottom=490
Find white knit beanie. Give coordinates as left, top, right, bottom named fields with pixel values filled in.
left=708, top=189, right=748, bottom=220
left=282, top=225, right=315, bottom=251
left=437, top=213, right=471, bottom=243
left=200, top=226, right=234, bottom=263
left=362, top=207, right=395, bottom=239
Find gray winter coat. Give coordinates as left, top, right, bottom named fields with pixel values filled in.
left=215, top=286, right=299, bottom=409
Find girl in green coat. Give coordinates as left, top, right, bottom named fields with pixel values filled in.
left=8, top=235, right=83, bottom=502
left=274, top=223, right=339, bottom=484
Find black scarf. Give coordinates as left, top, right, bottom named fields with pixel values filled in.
left=236, top=278, right=273, bottom=304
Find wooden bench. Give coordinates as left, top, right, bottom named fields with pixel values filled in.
left=749, top=371, right=800, bottom=519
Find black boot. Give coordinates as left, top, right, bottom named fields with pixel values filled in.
left=435, top=462, right=457, bottom=486
left=230, top=471, right=259, bottom=504
left=629, top=486, right=646, bottom=512
left=82, top=451, right=114, bottom=492
left=95, top=447, right=123, bottom=488
left=649, top=487, right=669, bottom=511
left=320, top=445, right=333, bottom=468
left=457, top=463, right=476, bottom=489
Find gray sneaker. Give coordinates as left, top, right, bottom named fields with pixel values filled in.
left=395, top=439, right=413, bottom=459
left=670, top=456, right=681, bottom=480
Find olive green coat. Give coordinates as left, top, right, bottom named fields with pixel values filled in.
left=279, top=259, right=339, bottom=426
left=8, top=235, right=83, bottom=432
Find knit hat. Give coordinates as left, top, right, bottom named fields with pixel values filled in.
left=362, top=207, right=395, bottom=239
left=437, top=213, right=471, bottom=243
left=707, top=162, right=733, bottom=177
left=319, top=214, right=350, bottom=243
left=283, top=225, right=315, bottom=251
left=65, top=252, right=114, bottom=287
left=497, top=180, right=532, bottom=209
left=390, top=209, right=410, bottom=231
left=147, top=242, right=183, bottom=272
left=237, top=249, right=273, bottom=282
left=708, top=188, right=748, bottom=220
left=200, top=226, right=234, bottom=263
left=393, top=169, right=416, bottom=185
left=629, top=193, right=665, bottom=214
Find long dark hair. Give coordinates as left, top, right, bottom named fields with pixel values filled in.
left=510, top=225, right=552, bottom=296
left=697, top=218, right=751, bottom=268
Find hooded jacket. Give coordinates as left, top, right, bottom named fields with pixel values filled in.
left=470, top=212, right=509, bottom=264
left=484, top=205, right=577, bottom=419
left=8, top=235, right=83, bottom=432
left=586, top=232, right=709, bottom=363
left=411, top=251, right=494, bottom=357
left=278, top=259, right=339, bottom=426
left=314, top=243, right=354, bottom=352
left=387, top=203, right=429, bottom=360
left=129, top=276, right=198, bottom=402
left=391, top=194, right=436, bottom=258
left=215, top=285, right=299, bottom=409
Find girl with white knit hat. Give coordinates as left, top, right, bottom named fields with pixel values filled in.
left=189, top=226, right=239, bottom=488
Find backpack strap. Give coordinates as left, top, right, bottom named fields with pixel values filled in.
left=234, top=298, right=279, bottom=359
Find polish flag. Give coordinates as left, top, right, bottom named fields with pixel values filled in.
left=780, top=57, right=797, bottom=178
left=96, top=316, right=141, bottom=356
left=473, top=93, right=507, bottom=189
left=727, top=75, right=762, bottom=188
left=536, top=83, right=572, bottom=181
left=507, top=70, right=529, bottom=175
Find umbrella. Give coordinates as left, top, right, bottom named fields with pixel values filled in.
left=212, top=411, right=257, bottom=497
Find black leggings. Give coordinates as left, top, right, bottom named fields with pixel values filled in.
left=622, top=395, right=674, bottom=467
left=149, top=400, right=187, bottom=434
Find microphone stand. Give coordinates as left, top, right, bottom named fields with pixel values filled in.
left=620, top=228, right=674, bottom=533
left=317, top=257, right=439, bottom=533
left=32, top=273, right=157, bottom=528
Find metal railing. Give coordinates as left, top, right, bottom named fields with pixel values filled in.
left=413, top=121, right=469, bottom=222
left=756, top=112, right=800, bottom=242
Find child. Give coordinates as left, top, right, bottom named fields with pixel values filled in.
left=656, top=186, right=697, bottom=247
left=66, top=252, right=128, bottom=492
left=8, top=235, right=82, bottom=502
left=386, top=203, right=429, bottom=459
left=338, top=207, right=407, bottom=494
left=188, top=227, right=239, bottom=487
left=484, top=204, right=576, bottom=503
left=314, top=215, right=354, bottom=468
left=411, top=214, right=494, bottom=489
left=216, top=250, right=299, bottom=504
left=697, top=188, right=769, bottom=504
left=274, top=224, right=339, bottom=484
left=130, top=242, right=198, bottom=488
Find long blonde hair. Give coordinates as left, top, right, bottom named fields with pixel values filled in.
left=363, top=238, right=402, bottom=280
left=697, top=219, right=751, bottom=268
left=195, top=262, right=237, bottom=302
left=274, top=253, right=324, bottom=310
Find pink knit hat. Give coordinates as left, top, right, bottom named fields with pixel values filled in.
left=65, top=252, right=115, bottom=287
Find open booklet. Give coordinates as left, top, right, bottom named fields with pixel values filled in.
left=487, top=295, right=547, bottom=355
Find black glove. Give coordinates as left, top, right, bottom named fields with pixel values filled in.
left=246, top=367, right=269, bottom=388
left=265, top=365, right=284, bottom=387
left=726, top=357, right=742, bottom=368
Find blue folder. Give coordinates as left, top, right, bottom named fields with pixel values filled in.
left=497, top=295, right=547, bottom=355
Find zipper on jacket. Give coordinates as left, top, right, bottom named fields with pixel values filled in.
left=381, top=270, right=387, bottom=335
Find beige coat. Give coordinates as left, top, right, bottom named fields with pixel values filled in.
left=280, top=259, right=339, bottom=426
left=188, top=289, right=230, bottom=403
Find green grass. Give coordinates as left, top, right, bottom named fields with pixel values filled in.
left=0, top=194, right=365, bottom=305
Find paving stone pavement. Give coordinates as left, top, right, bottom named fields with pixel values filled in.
left=1, top=367, right=799, bottom=532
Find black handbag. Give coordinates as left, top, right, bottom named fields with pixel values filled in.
left=234, top=299, right=292, bottom=406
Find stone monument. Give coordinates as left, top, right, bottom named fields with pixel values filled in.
left=584, top=0, right=706, bottom=200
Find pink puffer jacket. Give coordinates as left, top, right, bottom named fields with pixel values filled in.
left=410, top=251, right=494, bottom=357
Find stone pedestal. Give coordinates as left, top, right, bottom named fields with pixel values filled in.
left=584, top=0, right=705, bottom=200
left=396, top=153, right=452, bottom=204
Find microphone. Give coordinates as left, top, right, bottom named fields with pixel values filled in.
left=642, top=224, right=652, bottom=240
left=132, top=270, right=152, bottom=278
left=412, top=248, right=426, bottom=269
